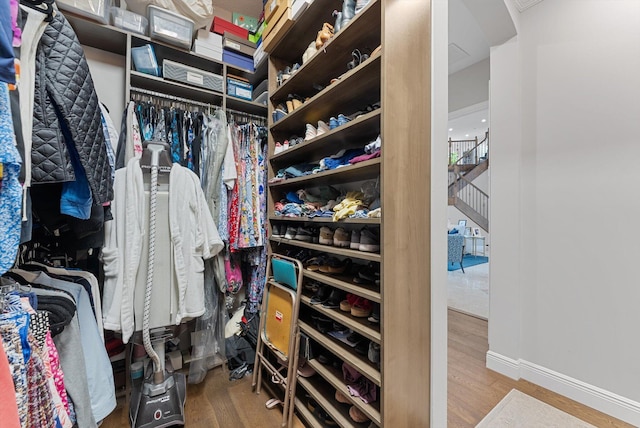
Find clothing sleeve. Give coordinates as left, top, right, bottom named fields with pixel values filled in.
left=222, top=124, right=237, bottom=189
left=197, top=176, right=223, bottom=260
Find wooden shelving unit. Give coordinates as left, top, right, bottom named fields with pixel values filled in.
left=265, top=2, right=384, bottom=426
left=65, top=12, right=268, bottom=114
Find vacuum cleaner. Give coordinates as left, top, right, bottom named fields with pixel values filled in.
left=130, top=143, right=187, bottom=428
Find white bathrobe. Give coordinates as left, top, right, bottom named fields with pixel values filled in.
left=102, top=158, right=223, bottom=343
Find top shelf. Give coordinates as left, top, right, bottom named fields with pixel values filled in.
left=66, top=13, right=128, bottom=55
left=270, top=0, right=381, bottom=101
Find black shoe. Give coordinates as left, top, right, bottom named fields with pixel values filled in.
left=310, top=285, right=331, bottom=305
left=322, top=289, right=346, bottom=309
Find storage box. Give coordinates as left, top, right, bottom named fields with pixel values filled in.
left=57, top=0, right=111, bottom=24
left=232, top=13, right=259, bottom=33
left=193, top=40, right=223, bottom=62
left=148, top=6, right=195, bottom=50
left=264, top=0, right=291, bottom=24
left=253, top=79, right=268, bottom=100
left=211, top=16, right=249, bottom=40
left=262, top=8, right=294, bottom=53
left=223, top=49, right=255, bottom=72
left=248, top=21, right=266, bottom=44
left=253, top=42, right=267, bottom=69
left=223, top=35, right=256, bottom=56
left=227, top=77, right=253, bottom=101
left=195, top=29, right=223, bottom=50
left=111, top=7, right=147, bottom=35
left=263, top=3, right=292, bottom=40
left=163, top=59, right=224, bottom=92
left=131, top=44, right=161, bottom=76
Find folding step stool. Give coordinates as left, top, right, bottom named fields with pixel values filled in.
left=252, top=254, right=304, bottom=427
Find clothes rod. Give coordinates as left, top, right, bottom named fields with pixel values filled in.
left=130, top=87, right=218, bottom=110
left=226, top=108, right=267, bottom=123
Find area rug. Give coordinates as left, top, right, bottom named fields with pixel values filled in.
left=448, top=255, right=488, bottom=271
left=476, top=389, right=596, bottom=427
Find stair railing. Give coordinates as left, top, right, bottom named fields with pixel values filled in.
left=452, top=130, right=489, bottom=168
left=454, top=173, right=489, bottom=222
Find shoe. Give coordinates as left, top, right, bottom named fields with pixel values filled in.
left=355, top=0, right=370, bottom=13
left=353, top=262, right=379, bottom=284
left=319, top=257, right=352, bottom=274
left=337, top=113, right=352, bottom=126
left=274, top=142, right=283, bottom=155
left=302, top=41, right=318, bottom=64
left=350, top=229, right=361, bottom=250
left=293, top=226, right=314, bottom=242
left=355, top=339, right=369, bottom=355
left=310, top=286, right=331, bottom=305
left=349, top=405, right=370, bottom=423
left=310, top=226, right=320, bottom=243
left=316, top=120, right=330, bottom=136
left=368, top=302, right=380, bottom=324
left=339, top=294, right=354, bottom=312
left=322, top=288, right=346, bottom=309
left=304, top=123, right=317, bottom=141
left=351, top=297, right=372, bottom=318
left=312, top=314, right=333, bottom=332
left=340, top=0, right=356, bottom=28
left=335, top=390, right=350, bottom=404
left=272, top=108, right=287, bottom=122
left=333, top=10, right=343, bottom=34
left=272, top=223, right=283, bottom=238
left=288, top=94, right=304, bottom=110
left=368, top=342, right=380, bottom=364
left=282, top=140, right=290, bottom=151
left=319, top=226, right=334, bottom=245
left=333, top=227, right=350, bottom=248
left=359, top=228, right=380, bottom=252
left=284, top=226, right=297, bottom=240
left=329, top=116, right=339, bottom=129
left=286, top=99, right=294, bottom=113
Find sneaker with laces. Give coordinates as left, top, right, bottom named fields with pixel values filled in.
left=304, top=123, right=317, bottom=140
left=319, top=226, right=334, bottom=245
left=274, top=142, right=283, bottom=154
left=333, top=227, right=350, bottom=248
left=317, top=120, right=330, bottom=136
left=359, top=228, right=380, bottom=252
left=329, top=116, right=339, bottom=129
left=350, top=229, right=361, bottom=250
left=293, top=226, right=314, bottom=242
left=337, top=113, right=352, bottom=126
left=284, top=226, right=297, bottom=240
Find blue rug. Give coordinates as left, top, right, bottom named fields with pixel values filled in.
left=448, top=255, right=489, bottom=271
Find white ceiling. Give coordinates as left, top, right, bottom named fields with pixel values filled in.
left=448, top=106, right=489, bottom=142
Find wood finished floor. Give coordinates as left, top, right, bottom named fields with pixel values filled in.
left=101, top=310, right=632, bottom=427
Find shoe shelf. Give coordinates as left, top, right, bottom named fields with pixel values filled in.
left=269, top=215, right=381, bottom=225
left=294, top=396, right=324, bottom=428
left=297, top=375, right=370, bottom=428
left=270, top=237, right=381, bottom=263
left=269, top=158, right=381, bottom=189
left=303, top=270, right=381, bottom=304
left=306, top=359, right=381, bottom=427
left=300, top=294, right=381, bottom=344
left=270, top=110, right=381, bottom=166
left=269, top=53, right=381, bottom=135
left=299, top=320, right=381, bottom=386
left=270, top=0, right=381, bottom=103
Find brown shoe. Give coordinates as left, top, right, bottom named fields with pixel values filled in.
left=349, top=405, right=370, bottom=423
left=333, top=227, right=350, bottom=247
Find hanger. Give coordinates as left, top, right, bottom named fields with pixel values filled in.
left=20, top=0, right=55, bottom=22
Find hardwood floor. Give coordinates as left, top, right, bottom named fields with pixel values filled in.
left=448, top=309, right=634, bottom=427
left=101, top=310, right=632, bottom=427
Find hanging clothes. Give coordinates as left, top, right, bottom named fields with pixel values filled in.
left=0, top=328, right=21, bottom=428
left=0, top=83, right=22, bottom=275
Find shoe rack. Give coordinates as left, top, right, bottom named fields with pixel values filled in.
left=265, top=1, right=433, bottom=427
left=266, top=1, right=383, bottom=426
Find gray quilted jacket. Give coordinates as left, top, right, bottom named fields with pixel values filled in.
left=31, top=12, right=113, bottom=204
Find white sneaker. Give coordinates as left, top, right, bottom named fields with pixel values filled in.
left=274, top=142, right=283, bottom=154
left=305, top=124, right=317, bottom=141
left=355, top=0, right=370, bottom=13
left=316, top=120, right=330, bottom=136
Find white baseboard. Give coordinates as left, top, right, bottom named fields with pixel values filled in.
left=485, top=351, right=640, bottom=426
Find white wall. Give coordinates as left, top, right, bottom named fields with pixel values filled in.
left=83, top=46, right=126, bottom=125
left=448, top=58, right=489, bottom=112
left=489, top=0, right=640, bottom=423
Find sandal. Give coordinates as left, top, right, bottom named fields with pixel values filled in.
left=340, top=293, right=358, bottom=312
left=319, top=257, right=352, bottom=274
left=305, top=256, right=326, bottom=271
left=351, top=297, right=372, bottom=318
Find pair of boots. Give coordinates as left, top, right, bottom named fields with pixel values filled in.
left=333, top=0, right=370, bottom=34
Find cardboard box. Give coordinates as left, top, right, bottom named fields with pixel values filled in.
left=249, top=21, right=266, bottom=44
left=264, top=0, right=292, bottom=24
left=262, top=8, right=294, bottom=53
left=193, top=40, right=223, bottom=62
left=223, top=49, right=255, bottom=72
left=211, top=16, right=248, bottom=39
left=223, top=37, right=256, bottom=56
left=232, top=12, right=259, bottom=32
left=263, top=0, right=291, bottom=39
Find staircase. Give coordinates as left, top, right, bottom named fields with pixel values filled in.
left=448, top=131, right=489, bottom=232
